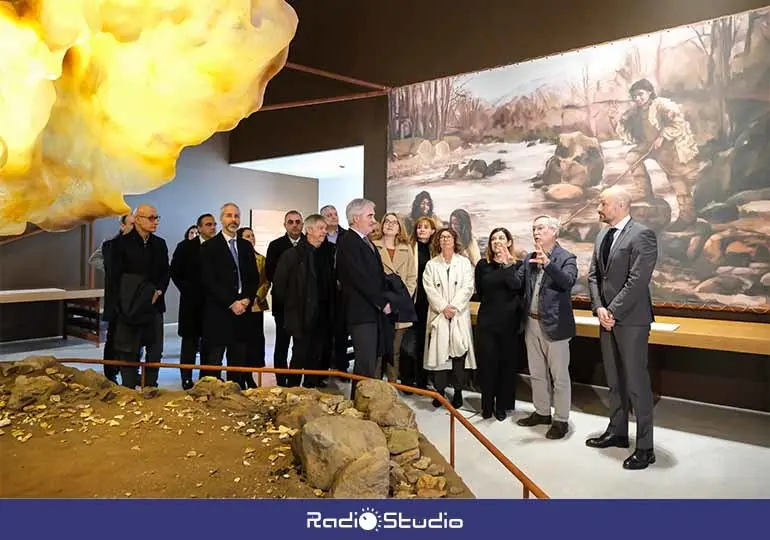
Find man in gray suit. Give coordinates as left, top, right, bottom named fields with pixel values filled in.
left=586, top=186, right=658, bottom=470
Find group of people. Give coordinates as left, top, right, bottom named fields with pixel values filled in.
left=95, top=185, right=659, bottom=471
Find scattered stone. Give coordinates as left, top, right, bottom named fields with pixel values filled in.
left=416, top=474, right=447, bottom=498
left=425, top=463, right=445, bottom=476
left=412, top=456, right=432, bottom=470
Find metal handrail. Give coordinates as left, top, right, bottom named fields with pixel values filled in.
left=56, top=357, right=549, bottom=499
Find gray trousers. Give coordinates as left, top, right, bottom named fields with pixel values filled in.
left=525, top=318, right=571, bottom=422
left=599, top=325, right=654, bottom=450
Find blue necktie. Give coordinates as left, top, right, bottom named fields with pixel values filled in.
left=228, top=238, right=242, bottom=292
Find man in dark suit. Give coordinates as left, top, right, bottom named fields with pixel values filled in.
left=320, top=204, right=350, bottom=374
left=586, top=186, right=659, bottom=470
left=94, top=214, right=134, bottom=383
left=110, top=204, right=169, bottom=389
left=516, top=215, right=578, bottom=440
left=265, top=210, right=304, bottom=386
left=336, top=198, right=390, bottom=398
left=170, top=213, right=217, bottom=389
left=200, top=203, right=258, bottom=389
left=272, top=214, right=336, bottom=389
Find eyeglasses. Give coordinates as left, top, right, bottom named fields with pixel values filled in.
left=137, top=215, right=161, bottom=222
left=286, top=219, right=302, bottom=225
left=383, top=219, right=399, bottom=225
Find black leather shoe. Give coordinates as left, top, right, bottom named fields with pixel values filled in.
left=585, top=432, right=630, bottom=449
left=516, top=412, right=552, bottom=427
left=482, top=410, right=493, bottom=419
left=546, top=421, right=568, bottom=439
left=451, top=391, right=463, bottom=409
left=494, top=411, right=506, bottom=422
left=181, top=379, right=194, bottom=391
left=623, top=449, right=656, bottom=470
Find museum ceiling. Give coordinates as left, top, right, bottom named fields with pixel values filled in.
left=263, top=0, right=770, bottom=105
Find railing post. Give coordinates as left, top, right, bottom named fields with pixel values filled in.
left=140, top=362, right=146, bottom=388
left=523, top=486, right=530, bottom=499
left=449, top=414, right=455, bottom=468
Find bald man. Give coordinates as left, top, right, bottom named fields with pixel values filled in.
left=110, top=203, right=170, bottom=390
left=586, top=187, right=658, bottom=470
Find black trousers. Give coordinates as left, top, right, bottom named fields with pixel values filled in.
left=431, top=356, right=467, bottom=396
left=244, top=311, right=266, bottom=388
left=118, top=313, right=164, bottom=389
left=272, top=313, right=291, bottom=387
left=476, top=329, right=518, bottom=415
left=289, top=320, right=328, bottom=388
left=179, top=335, right=205, bottom=384
left=103, top=319, right=120, bottom=382
left=204, top=342, right=248, bottom=389
left=399, top=323, right=429, bottom=389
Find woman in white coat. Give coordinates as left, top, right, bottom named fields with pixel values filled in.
left=422, top=227, right=477, bottom=408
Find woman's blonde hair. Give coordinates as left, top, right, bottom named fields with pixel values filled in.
left=409, top=216, right=438, bottom=247
left=371, top=212, right=409, bottom=244
left=485, top=227, right=518, bottom=262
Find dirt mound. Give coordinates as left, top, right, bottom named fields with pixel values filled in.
left=0, top=357, right=472, bottom=499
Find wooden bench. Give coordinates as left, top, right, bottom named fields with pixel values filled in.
left=469, top=303, right=770, bottom=356
left=0, top=288, right=104, bottom=345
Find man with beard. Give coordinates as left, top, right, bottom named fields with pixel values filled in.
left=170, top=213, right=217, bottom=389
left=199, top=202, right=258, bottom=389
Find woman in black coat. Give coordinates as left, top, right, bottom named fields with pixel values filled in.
left=474, top=227, right=524, bottom=420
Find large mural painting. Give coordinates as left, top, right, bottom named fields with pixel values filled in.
left=386, top=7, right=770, bottom=311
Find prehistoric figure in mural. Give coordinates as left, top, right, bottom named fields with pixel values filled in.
left=614, top=79, right=701, bottom=231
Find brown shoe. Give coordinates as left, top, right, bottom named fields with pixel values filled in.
left=516, top=412, right=552, bottom=427
left=545, top=421, right=568, bottom=439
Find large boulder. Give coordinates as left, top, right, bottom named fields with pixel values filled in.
left=7, top=375, right=65, bottom=411
left=354, top=379, right=417, bottom=429
left=541, top=131, right=604, bottom=187
left=330, top=446, right=390, bottom=498
left=292, top=415, right=388, bottom=491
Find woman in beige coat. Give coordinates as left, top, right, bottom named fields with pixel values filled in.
left=372, top=212, right=417, bottom=382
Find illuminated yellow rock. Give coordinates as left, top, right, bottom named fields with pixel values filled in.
left=0, top=0, right=297, bottom=235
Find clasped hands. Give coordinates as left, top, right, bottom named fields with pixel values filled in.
left=596, top=307, right=615, bottom=330
left=229, top=298, right=251, bottom=315
left=442, top=305, right=457, bottom=320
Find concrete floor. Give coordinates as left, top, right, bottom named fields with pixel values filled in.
left=2, top=315, right=769, bottom=499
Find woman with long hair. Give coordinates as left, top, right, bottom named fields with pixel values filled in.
left=236, top=227, right=270, bottom=388
left=474, top=227, right=524, bottom=420
left=449, top=209, right=481, bottom=266
left=371, top=212, right=417, bottom=382
left=422, top=227, right=477, bottom=408
left=404, top=190, right=443, bottom=234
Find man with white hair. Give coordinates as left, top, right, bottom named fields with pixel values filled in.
left=586, top=186, right=658, bottom=470
left=516, top=215, right=577, bottom=440
left=335, top=198, right=391, bottom=397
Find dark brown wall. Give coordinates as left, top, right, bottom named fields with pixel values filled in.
left=0, top=227, right=87, bottom=341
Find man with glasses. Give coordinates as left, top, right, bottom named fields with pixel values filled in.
left=110, top=204, right=170, bottom=391
left=265, top=210, right=305, bottom=387
left=170, top=213, right=217, bottom=389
